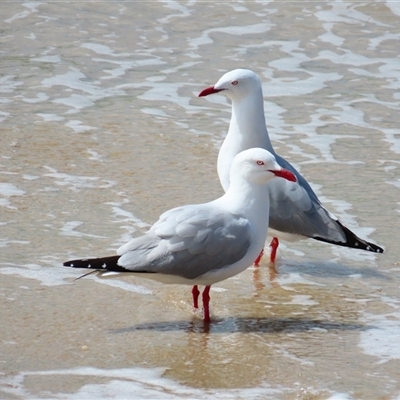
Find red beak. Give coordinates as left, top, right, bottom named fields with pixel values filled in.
left=271, top=168, right=297, bottom=182
left=198, top=86, right=224, bottom=97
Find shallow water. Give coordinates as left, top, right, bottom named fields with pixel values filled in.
left=1, top=1, right=400, bottom=399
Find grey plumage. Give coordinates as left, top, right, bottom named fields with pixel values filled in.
left=115, top=206, right=252, bottom=280
left=199, top=69, right=384, bottom=255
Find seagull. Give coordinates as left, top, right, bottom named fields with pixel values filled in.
left=63, top=148, right=296, bottom=323
left=198, top=68, right=383, bottom=263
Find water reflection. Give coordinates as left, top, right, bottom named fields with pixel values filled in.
left=279, top=259, right=389, bottom=280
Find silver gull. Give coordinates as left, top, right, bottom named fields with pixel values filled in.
left=198, top=69, right=384, bottom=263
left=63, top=148, right=296, bottom=322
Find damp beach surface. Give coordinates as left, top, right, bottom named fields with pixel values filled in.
left=1, top=2, right=400, bottom=399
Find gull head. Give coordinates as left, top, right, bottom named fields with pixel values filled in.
left=231, top=148, right=296, bottom=186
left=198, top=69, right=262, bottom=100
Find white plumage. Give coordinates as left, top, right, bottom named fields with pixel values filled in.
left=64, top=148, right=296, bottom=322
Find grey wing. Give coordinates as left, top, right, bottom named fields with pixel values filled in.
left=118, top=205, right=252, bottom=279
left=269, top=154, right=346, bottom=242
left=116, top=205, right=188, bottom=256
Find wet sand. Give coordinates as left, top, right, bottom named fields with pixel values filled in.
left=1, top=2, right=400, bottom=399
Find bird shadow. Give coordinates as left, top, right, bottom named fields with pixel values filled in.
left=276, top=259, right=389, bottom=280
left=110, top=316, right=374, bottom=335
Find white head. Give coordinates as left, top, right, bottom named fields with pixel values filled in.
left=230, top=148, right=296, bottom=186
left=198, top=69, right=262, bottom=101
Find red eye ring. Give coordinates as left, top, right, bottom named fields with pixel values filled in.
left=256, top=160, right=264, bottom=165
left=231, top=80, right=238, bottom=85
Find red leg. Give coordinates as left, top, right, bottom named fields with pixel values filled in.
left=192, top=285, right=200, bottom=309
left=202, top=285, right=211, bottom=323
left=253, top=248, right=264, bottom=267
left=269, top=237, right=279, bottom=263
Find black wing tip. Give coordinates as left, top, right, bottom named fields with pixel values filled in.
left=361, top=241, right=384, bottom=254
left=314, top=235, right=384, bottom=253
left=315, top=220, right=384, bottom=254
left=62, top=255, right=125, bottom=271
left=63, top=260, right=75, bottom=267
left=63, top=258, right=91, bottom=268
left=338, top=221, right=384, bottom=254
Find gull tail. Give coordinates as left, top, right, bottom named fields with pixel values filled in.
left=314, top=221, right=384, bottom=253
left=63, top=255, right=128, bottom=271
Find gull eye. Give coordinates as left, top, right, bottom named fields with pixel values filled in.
left=256, top=160, right=264, bottom=166
left=231, top=80, right=238, bottom=85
